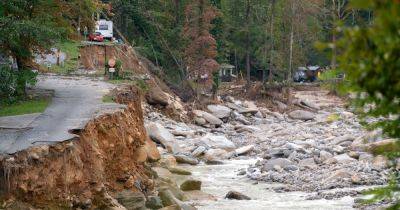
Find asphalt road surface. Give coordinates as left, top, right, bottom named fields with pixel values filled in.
left=0, top=75, right=119, bottom=154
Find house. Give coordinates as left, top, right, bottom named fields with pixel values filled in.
left=294, top=65, right=321, bottom=82
left=219, top=63, right=236, bottom=82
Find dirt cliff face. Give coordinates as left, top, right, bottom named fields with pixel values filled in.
left=0, top=92, right=154, bottom=208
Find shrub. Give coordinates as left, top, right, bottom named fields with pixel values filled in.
left=337, top=0, right=400, bottom=207
left=0, top=65, right=37, bottom=104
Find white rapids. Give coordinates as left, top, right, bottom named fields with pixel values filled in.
left=181, top=159, right=356, bottom=210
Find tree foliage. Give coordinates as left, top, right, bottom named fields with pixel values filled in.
left=0, top=0, right=97, bottom=103
left=183, top=0, right=219, bottom=89
left=337, top=0, right=400, bottom=207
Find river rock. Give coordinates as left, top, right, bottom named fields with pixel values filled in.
left=132, top=146, right=148, bottom=163
left=225, top=96, right=235, bottom=103
left=234, top=125, right=260, bottom=133
left=158, top=189, right=196, bottom=210
left=153, top=167, right=173, bottom=179
left=207, top=105, right=232, bottom=119
left=115, top=190, right=145, bottom=210
left=180, top=179, right=202, bottom=191
left=144, top=137, right=161, bottom=162
left=184, top=190, right=217, bottom=201
left=168, top=167, right=192, bottom=175
left=275, top=101, right=288, bottom=111
left=235, top=114, right=251, bottom=125
left=101, top=191, right=127, bottom=210
left=288, top=110, right=315, bottom=121
left=191, top=146, right=206, bottom=157
left=299, top=158, right=317, bottom=169
left=171, top=130, right=195, bottom=137
left=323, top=169, right=352, bottom=183
left=320, top=150, right=333, bottom=162
left=348, top=151, right=360, bottom=159
left=300, top=100, right=320, bottom=110
left=146, top=86, right=170, bottom=106
left=174, top=155, right=199, bottom=165
left=194, top=117, right=207, bottom=126
left=204, top=149, right=229, bottom=161
left=146, top=122, right=181, bottom=154
left=235, top=145, right=255, bottom=155
left=269, top=111, right=285, bottom=121
left=158, top=189, right=179, bottom=207
left=197, top=134, right=236, bottom=151
left=193, top=110, right=223, bottom=126
left=263, top=158, right=293, bottom=171
left=160, top=155, right=177, bottom=168
left=358, top=153, right=374, bottom=162
left=332, top=135, right=355, bottom=145
left=333, top=154, right=356, bottom=164
left=145, top=196, right=163, bottom=209
left=372, top=155, right=388, bottom=169
left=225, top=191, right=251, bottom=200
left=255, top=111, right=264, bottom=118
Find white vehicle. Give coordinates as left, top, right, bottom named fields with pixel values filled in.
left=95, top=19, right=113, bottom=39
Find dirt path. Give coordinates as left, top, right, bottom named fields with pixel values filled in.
left=0, top=74, right=120, bottom=154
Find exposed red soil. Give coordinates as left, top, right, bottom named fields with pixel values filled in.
left=0, top=89, right=154, bottom=209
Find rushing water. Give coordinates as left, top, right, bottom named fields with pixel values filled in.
left=181, top=159, right=356, bottom=210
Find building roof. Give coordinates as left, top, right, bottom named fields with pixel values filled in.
left=220, top=63, right=235, bottom=69
left=298, top=65, right=321, bottom=71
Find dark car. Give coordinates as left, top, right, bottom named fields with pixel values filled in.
left=88, top=32, right=104, bottom=42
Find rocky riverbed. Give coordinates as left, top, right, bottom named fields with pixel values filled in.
left=144, top=89, right=393, bottom=209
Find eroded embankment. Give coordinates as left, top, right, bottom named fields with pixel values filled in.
left=0, top=89, right=155, bottom=209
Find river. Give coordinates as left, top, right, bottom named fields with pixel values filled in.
left=181, top=159, right=356, bottom=210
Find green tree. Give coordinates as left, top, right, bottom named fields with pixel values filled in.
left=0, top=0, right=96, bottom=102
left=337, top=0, right=400, bottom=208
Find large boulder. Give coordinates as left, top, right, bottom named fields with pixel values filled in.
left=153, top=167, right=173, bottom=179
left=193, top=110, right=223, bottom=126
left=235, top=145, right=255, bottom=156
left=225, top=191, right=251, bottom=200
left=197, top=134, right=236, bottom=151
left=300, top=100, right=320, bottom=110
left=288, top=110, right=315, bottom=121
left=173, top=155, right=199, bottom=165
left=146, top=86, right=170, bottom=106
left=115, top=190, right=145, bottom=210
left=180, top=179, right=202, bottom=191
left=204, top=149, right=229, bottom=162
left=158, top=189, right=196, bottom=210
left=145, top=196, right=163, bottom=209
left=144, top=137, right=161, bottom=162
left=146, top=122, right=181, bottom=154
left=226, top=102, right=257, bottom=115
left=207, top=105, right=232, bottom=119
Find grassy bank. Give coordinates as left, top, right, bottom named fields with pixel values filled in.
left=42, top=41, right=80, bottom=74
left=0, top=99, right=50, bottom=117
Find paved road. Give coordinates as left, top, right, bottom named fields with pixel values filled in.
left=0, top=75, right=121, bottom=154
